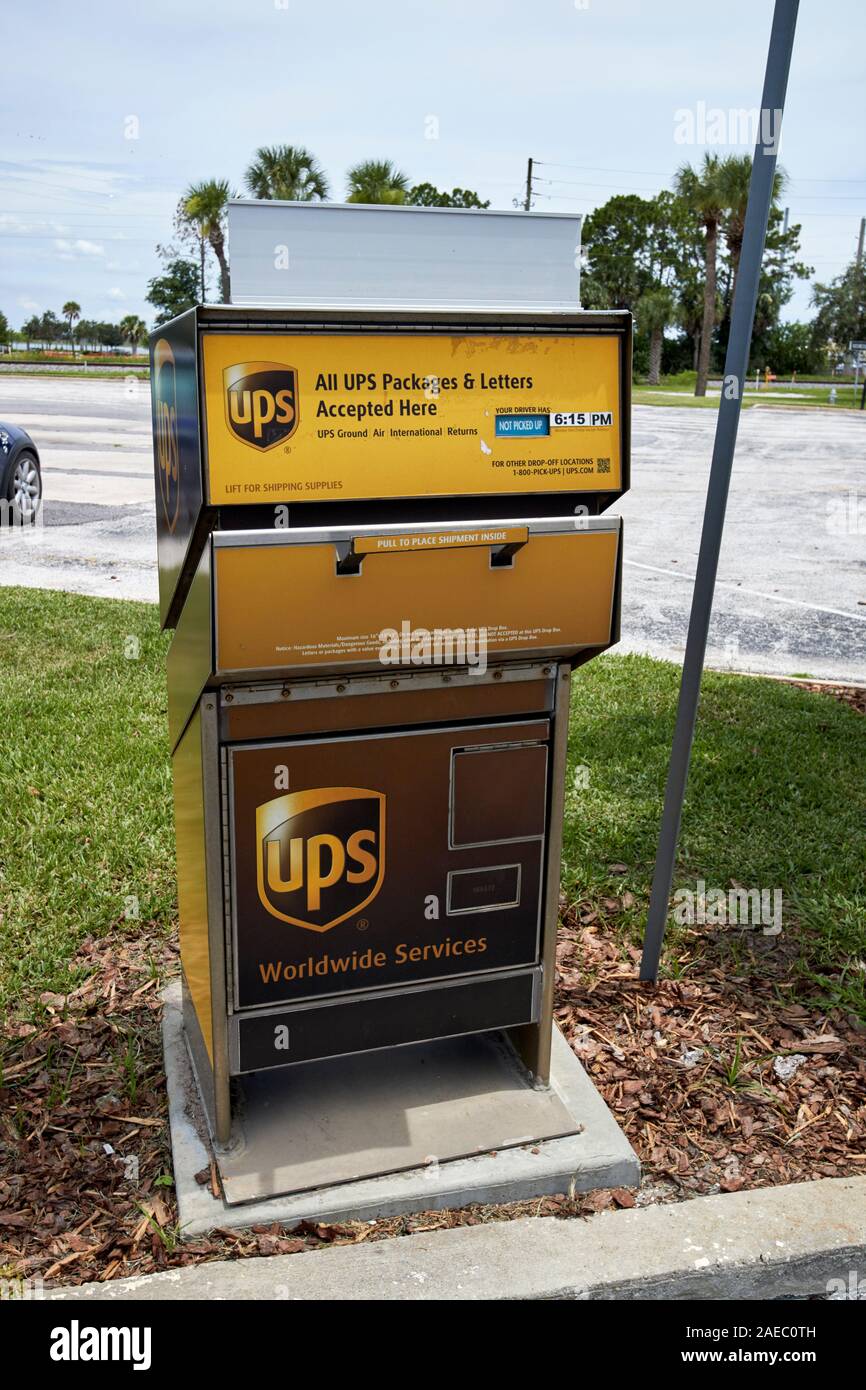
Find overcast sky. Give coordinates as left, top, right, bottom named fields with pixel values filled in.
left=2, top=0, right=864, bottom=328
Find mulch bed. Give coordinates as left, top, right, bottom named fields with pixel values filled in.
left=3, top=912, right=863, bottom=1288
left=1, top=680, right=863, bottom=1287
left=556, top=902, right=866, bottom=1200
left=786, top=680, right=866, bottom=717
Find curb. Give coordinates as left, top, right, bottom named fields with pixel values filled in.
left=720, top=670, right=866, bottom=693
left=48, top=1174, right=866, bottom=1301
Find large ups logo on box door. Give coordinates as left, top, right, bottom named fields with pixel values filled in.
left=256, top=787, right=385, bottom=931
left=224, top=362, right=299, bottom=451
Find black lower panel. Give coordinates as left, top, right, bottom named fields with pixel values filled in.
left=234, top=970, right=537, bottom=1073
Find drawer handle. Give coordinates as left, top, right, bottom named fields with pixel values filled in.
left=334, top=534, right=528, bottom=576
left=334, top=540, right=363, bottom=576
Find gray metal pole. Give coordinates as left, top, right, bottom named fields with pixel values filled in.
left=640, top=0, right=799, bottom=982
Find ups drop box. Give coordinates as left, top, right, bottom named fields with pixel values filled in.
left=153, top=248, right=631, bottom=1150
left=151, top=305, right=632, bottom=627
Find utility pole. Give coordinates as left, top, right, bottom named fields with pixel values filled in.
left=524, top=158, right=534, bottom=212
left=640, top=0, right=799, bottom=982
left=855, top=219, right=865, bottom=404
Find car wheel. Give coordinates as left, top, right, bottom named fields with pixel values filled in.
left=7, top=450, right=42, bottom=524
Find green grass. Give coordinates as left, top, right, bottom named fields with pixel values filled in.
left=565, top=654, right=866, bottom=1016
left=0, top=589, right=173, bottom=1010
left=0, top=590, right=863, bottom=1020
left=633, top=388, right=725, bottom=409
left=0, top=368, right=151, bottom=381
left=0, top=353, right=148, bottom=366
left=634, top=374, right=862, bottom=410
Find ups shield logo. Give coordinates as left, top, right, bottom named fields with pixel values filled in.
left=224, top=361, right=298, bottom=450
left=154, top=339, right=180, bottom=532
left=256, top=787, right=385, bottom=932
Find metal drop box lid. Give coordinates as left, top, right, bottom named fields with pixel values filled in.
left=227, top=200, right=582, bottom=312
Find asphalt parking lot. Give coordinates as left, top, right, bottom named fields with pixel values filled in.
left=613, top=405, right=866, bottom=683
left=0, top=375, right=864, bottom=683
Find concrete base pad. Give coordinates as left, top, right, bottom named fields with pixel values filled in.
left=162, top=982, right=639, bottom=1236
left=219, top=1031, right=582, bottom=1205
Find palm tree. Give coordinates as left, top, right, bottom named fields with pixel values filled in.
left=636, top=286, right=675, bottom=385
left=244, top=145, right=329, bottom=202
left=346, top=159, right=410, bottom=205
left=718, top=155, right=787, bottom=313
left=181, top=179, right=232, bottom=303
left=675, top=154, right=725, bottom=396
left=62, top=300, right=81, bottom=347
left=119, top=315, right=147, bottom=351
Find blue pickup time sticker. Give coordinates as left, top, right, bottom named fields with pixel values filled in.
left=494, top=413, right=550, bottom=438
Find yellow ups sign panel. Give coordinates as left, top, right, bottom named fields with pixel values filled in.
left=202, top=332, right=622, bottom=503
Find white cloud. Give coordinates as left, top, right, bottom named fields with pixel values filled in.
left=54, top=237, right=105, bottom=259
left=106, top=287, right=125, bottom=300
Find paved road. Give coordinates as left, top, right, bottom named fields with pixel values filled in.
left=0, top=376, right=864, bottom=682
left=0, top=375, right=156, bottom=603
left=614, top=406, right=866, bottom=683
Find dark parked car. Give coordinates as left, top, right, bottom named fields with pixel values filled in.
left=0, top=422, right=42, bottom=523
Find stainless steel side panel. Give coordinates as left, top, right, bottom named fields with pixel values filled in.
left=166, top=541, right=213, bottom=753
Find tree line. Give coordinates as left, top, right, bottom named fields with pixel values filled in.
left=581, top=152, right=835, bottom=393
left=149, top=145, right=864, bottom=395
left=1, top=303, right=147, bottom=354
left=4, top=143, right=861, bottom=391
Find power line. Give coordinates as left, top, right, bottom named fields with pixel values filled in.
left=1, top=173, right=120, bottom=194
left=535, top=158, right=866, bottom=184
left=0, top=232, right=153, bottom=243
left=1, top=211, right=165, bottom=221
left=535, top=160, right=670, bottom=176
left=535, top=175, right=664, bottom=192
left=537, top=190, right=861, bottom=218
left=536, top=172, right=866, bottom=201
